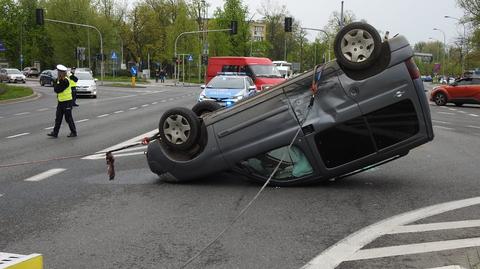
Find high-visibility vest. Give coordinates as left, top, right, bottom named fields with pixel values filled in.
left=69, top=76, right=77, bottom=88
left=57, top=79, right=72, bottom=102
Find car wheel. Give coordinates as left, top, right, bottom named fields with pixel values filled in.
left=159, top=107, right=201, bottom=151
left=40, top=80, right=44, bottom=86
left=334, top=22, right=382, bottom=70
left=454, top=102, right=463, bottom=107
left=192, top=101, right=222, bottom=117
left=434, top=92, right=448, bottom=106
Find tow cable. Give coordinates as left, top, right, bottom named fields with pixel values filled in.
left=0, top=133, right=161, bottom=181
left=180, top=64, right=325, bottom=268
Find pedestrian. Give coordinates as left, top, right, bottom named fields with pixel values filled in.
left=69, top=67, right=79, bottom=106
left=160, top=68, right=165, bottom=83
left=155, top=69, right=160, bottom=83
left=47, top=64, right=77, bottom=138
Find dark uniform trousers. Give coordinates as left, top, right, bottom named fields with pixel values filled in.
left=53, top=100, right=76, bottom=135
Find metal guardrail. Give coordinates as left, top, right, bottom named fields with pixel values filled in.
left=0, top=252, right=43, bottom=269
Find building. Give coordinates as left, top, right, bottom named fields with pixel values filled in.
left=250, top=20, right=266, bottom=42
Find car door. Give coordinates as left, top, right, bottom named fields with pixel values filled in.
left=449, top=78, right=471, bottom=99
left=338, top=59, right=426, bottom=152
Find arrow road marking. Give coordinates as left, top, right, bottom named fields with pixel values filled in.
left=302, top=197, right=480, bottom=269
left=24, top=168, right=66, bottom=182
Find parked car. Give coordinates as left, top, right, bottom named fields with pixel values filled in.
left=0, top=68, right=26, bottom=83
left=198, top=73, right=257, bottom=107
left=74, top=71, right=97, bottom=98
left=23, top=67, right=40, bottom=77
left=39, top=70, right=57, bottom=86
left=430, top=77, right=480, bottom=106
left=146, top=22, right=434, bottom=186
left=206, top=57, right=285, bottom=91
left=421, top=75, right=432, bottom=82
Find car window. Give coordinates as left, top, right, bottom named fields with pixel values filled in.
left=457, top=79, right=472, bottom=85
left=208, top=76, right=245, bottom=89
left=246, top=77, right=255, bottom=86
left=76, top=72, right=93, bottom=80
left=7, top=69, right=22, bottom=74
left=248, top=64, right=283, bottom=78
left=221, top=65, right=239, bottom=73
left=471, top=78, right=480, bottom=85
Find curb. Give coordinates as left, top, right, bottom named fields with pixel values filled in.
left=0, top=91, right=41, bottom=105
left=0, top=252, right=43, bottom=269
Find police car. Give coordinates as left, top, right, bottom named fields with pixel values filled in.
left=198, top=73, right=257, bottom=107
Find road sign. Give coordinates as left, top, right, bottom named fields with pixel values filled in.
left=0, top=41, right=6, bottom=52
left=130, top=66, right=137, bottom=76
left=111, top=51, right=117, bottom=60
left=187, top=55, right=193, bottom=62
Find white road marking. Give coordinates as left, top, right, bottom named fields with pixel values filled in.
left=168, top=98, right=174, bottom=101
left=346, top=237, right=480, bottom=261
left=75, top=119, right=89, bottom=123
left=6, top=133, right=30, bottom=139
left=432, top=120, right=451, bottom=124
left=387, top=219, right=480, bottom=234
left=44, top=126, right=54, bottom=130
left=469, top=114, right=479, bottom=117
left=160, top=100, right=166, bottom=102
left=141, top=104, right=149, bottom=107
left=428, top=265, right=467, bottom=269
left=448, top=108, right=457, bottom=111
left=83, top=130, right=156, bottom=160
left=302, top=196, right=480, bottom=269
left=36, top=108, right=49, bottom=112
left=97, top=114, right=109, bottom=118
left=438, top=112, right=455, bottom=115
left=151, top=102, right=158, bottom=105
left=0, top=116, right=3, bottom=119
left=113, top=110, right=124, bottom=114
left=24, top=168, right=66, bottom=182
left=14, top=112, right=30, bottom=116
left=129, top=107, right=138, bottom=110
left=467, top=125, right=480, bottom=129
left=433, top=125, right=453, bottom=130
left=458, top=111, right=466, bottom=114
left=0, top=194, right=3, bottom=198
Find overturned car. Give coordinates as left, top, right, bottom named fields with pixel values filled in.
left=146, top=22, right=434, bottom=186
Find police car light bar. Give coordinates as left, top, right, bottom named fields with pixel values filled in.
left=216, top=72, right=247, bottom=76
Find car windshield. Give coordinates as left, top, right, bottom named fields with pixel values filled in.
left=7, top=69, right=22, bottom=74
left=249, top=65, right=282, bottom=78
left=76, top=72, right=93, bottom=80
left=208, top=77, right=245, bottom=89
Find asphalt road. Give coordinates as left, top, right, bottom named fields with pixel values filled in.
left=1, top=81, right=480, bottom=269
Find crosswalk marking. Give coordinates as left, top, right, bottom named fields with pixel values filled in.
left=24, top=168, right=66, bottom=182
left=347, top=237, right=480, bottom=261
left=387, top=219, right=480, bottom=234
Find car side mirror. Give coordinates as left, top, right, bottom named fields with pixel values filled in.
left=200, top=84, right=206, bottom=89
left=94, top=78, right=98, bottom=82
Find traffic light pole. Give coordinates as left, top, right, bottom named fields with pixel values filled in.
left=174, top=28, right=230, bottom=86
left=44, top=18, right=104, bottom=85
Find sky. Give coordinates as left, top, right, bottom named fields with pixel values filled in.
left=208, top=0, right=467, bottom=46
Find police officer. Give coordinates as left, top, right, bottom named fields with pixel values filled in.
left=70, top=67, right=79, bottom=106
left=47, top=64, right=77, bottom=138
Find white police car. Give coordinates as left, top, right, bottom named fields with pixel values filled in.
left=198, top=73, right=257, bottom=107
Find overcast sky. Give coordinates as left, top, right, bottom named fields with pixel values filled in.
left=208, top=0, right=466, bottom=45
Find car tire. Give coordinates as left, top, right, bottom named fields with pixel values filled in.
left=334, top=22, right=382, bottom=70
left=454, top=102, right=463, bottom=107
left=40, top=80, right=44, bottom=86
left=434, top=92, right=448, bottom=106
left=159, top=107, right=201, bottom=151
left=192, top=101, right=222, bottom=117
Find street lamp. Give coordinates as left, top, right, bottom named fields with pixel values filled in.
left=433, top=28, right=446, bottom=77
left=428, top=37, right=440, bottom=63
left=445, top=15, right=467, bottom=74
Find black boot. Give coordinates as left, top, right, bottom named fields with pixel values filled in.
left=47, top=132, right=58, bottom=138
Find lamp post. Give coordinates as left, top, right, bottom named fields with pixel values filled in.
left=445, top=15, right=466, bottom=74
left=433, top=28, right=446, bottom=77
left=428, top=37, right=441, bottom=63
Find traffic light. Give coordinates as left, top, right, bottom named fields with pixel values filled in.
left=201, top=54, right=208, bottom=65
left=36, top=8, right=44, bottom=25
left=284, top=17, right=293, bottom=32
left=230, top=21, right=237, bottom=35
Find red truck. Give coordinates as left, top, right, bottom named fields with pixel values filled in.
left=206, top=57, right=285, bottom=91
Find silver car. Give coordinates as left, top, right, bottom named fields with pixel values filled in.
left=146, top=22, right=434, bottom=186
left=74, top=71, right=97, bottom=98
left=0, top=68, right=26, bottom=83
